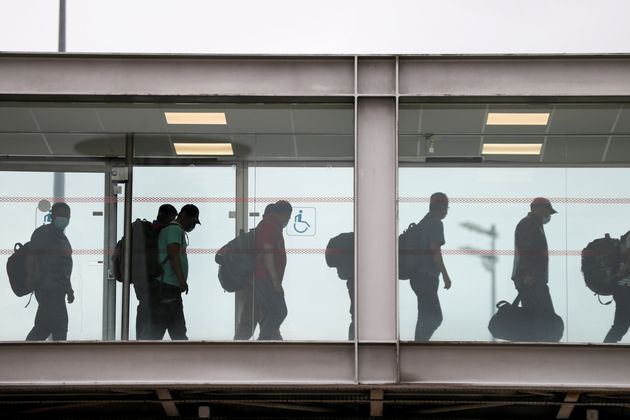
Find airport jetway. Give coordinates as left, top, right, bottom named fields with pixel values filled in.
left=1, top=53, right=630, bottom=418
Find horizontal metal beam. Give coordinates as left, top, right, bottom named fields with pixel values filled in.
left=399, top=57, right=630, bottom=96
left=0, top=55, right=355, bottom=97
left=4, top=54, right=630, bottom=100
left=399, top=343, right=630, bottom=389
left=1, top=342, right=630, bottom=390
left=0, top=342, right=355, bottom=386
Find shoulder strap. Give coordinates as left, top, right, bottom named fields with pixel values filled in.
left=512, top=294, right=521, bottom=307
left=597, top=294, right=613, bottom=305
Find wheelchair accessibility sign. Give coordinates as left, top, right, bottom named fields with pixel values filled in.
left=286, top=207, right=316, bottom=236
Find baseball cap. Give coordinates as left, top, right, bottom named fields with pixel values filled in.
left=530, top=197, right=558, bottom=214
left=180, top=204, right=201, bottom=225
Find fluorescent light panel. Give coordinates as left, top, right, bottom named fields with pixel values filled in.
left=482, top=143, right=542, bottom=155
left=174, top=143, right=233, bottom=156
left=486, top=113, right=550, bottom=126
left=164, top=112, right=227, bottom=125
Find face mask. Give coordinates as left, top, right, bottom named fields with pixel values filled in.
left=53, top=216, right=70, bottom=230
left=542, top=214, right=551, bottom=225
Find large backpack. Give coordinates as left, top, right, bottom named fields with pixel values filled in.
left=325, top=232, right=354, bottom=280
left=398, top=222, right=423, bottom=280
left=112, top=219, right=162, bottom=282
left=581, top=233, right=623, bottom=299
left=6, top=242, right=35, bottom=297
left=215, top=229, right=257, bottom=292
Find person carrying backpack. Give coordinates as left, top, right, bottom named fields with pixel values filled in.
left=232, top=204, right=275, bottom=340
left=325, top=231, right=354, bottom=340
left=604, top=231, right=630, bottom=343
left=112, top=204, right=178, bottom=339
left=146, top=204, right=201, bottom=340
left=408, top=192, right=452, bottom=341
left=25, top=202, right=74, bottom=341
left=254, top=200, right=292, bottom=340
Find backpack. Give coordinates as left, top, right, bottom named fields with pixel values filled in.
left=6, top=242, right=35, bottom=297
left=112, top=219, right=162, bottom=282
left=215, top=229, right=257, bottom=292
left=581, top=233, right=623, bottom=299
left=325, top=232, right=354, bottom=280
left=398, top=222, right=423, bottom=280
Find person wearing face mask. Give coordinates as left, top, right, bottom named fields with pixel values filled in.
left=409, top=192, right=452, bottom=341
left=147, top=204, right=200, bottom=340
left=26, top=202, right=74, bottom=341
left=511, top=197, right=558, bottom=337
left=254, top=200, right=292, bottom=340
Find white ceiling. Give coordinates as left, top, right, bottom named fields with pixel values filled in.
left=399, top=104, right=630, bottom=163
left=1, top=102, right=629, bottom=163
left=0, top=103, right=354, bottom=160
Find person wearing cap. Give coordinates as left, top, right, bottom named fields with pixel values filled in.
left=511, top=197, right=558, bottom=331
left=409, top=192, right=452, bottom=342
left=147, top=204, right=201, bottom=340
left=254, top=200, right=292, bottom=340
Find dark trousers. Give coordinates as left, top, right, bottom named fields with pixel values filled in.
left=410, top=273, right=442, bottom=341
left=347, top=277, right=355, bottom=340
left=147, top=284, right=188, bottom=340
left=26, top=288, right=68, bottom=341
left=254, top=277, right=287, bottom=340
left=134, top=280, right=151, bottom=340
left=514, top=279, right=556, bottom=316
left=234, top=280, right=258, bottom=340
left=605, top=287, right=630, bottom=343
left=513, top=279, right=558, bottom=341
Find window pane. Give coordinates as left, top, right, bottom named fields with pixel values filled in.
left=0, top=171, right=105, bottom=341
left=399, top=102, right=630, bottom=343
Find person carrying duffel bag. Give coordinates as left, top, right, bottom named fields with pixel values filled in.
left=489, top=293, right=564, bottom=342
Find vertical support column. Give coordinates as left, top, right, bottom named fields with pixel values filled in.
left=235, top=161, right=249, bottom=234
left=356, top=97, right=397, bottom=342
left=234, top=161, right=252, bottom=338
left=102, top=165, right=117, bottom=340
left=121, top=134, right=134, bottom=340
left=356, top=57, right=399, bottom=384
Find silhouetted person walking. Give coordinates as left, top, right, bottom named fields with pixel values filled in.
left=325, top=232, right=355, bottom=340
left=233, top=204, right=275, bottom=340
left=26, top=202, right=74, bottom=341
left=133, top=204, right=177, bottom=339
left=512, top=197, right=558, bottom=338
left=410, top=192, right=452, bottom=341
left=254, top=200, right=292, bottom=340
left=147, top=204, right=200, bottom=340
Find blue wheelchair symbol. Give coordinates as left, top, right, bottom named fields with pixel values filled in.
left=293, top=210, right=311, bottom=233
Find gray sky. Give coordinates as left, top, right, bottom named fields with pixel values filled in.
left=1, top=0, right=630, bottom=54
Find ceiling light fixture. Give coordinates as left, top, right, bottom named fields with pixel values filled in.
left=482, top=143, right=542, bottom=155
left=486, top=113, right=550, bottom=126
left=164, top=112, right=227, bottom=125
left=174, top=143, right=234, bottom=156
